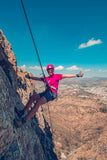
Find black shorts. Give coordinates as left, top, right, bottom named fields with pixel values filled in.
left=39, top=90, right=57, bottom=102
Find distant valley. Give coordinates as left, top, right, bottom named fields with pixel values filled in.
left=36, top=77, right=107, bottom=160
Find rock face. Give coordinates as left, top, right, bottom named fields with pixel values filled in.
left=0, top=29, right=57, bottom=160
left=0, top=30, right=17, bottom=90
left=17, top=67, right=36, bottom=105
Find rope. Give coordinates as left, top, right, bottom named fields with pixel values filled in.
left=20, top=0, right=55, bottom=145
left=20, top=0, right=46, bottom=80
left=47, top=103, right=54, bottom=133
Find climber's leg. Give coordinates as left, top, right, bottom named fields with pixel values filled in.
left=15, top=94, right=40, bottom=118
left=24, top=94, right=40, bottom=113
left=26, top=96, right=47, bottom=120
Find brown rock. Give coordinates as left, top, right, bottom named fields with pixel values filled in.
left=17, top=67, right=36, bottom=105
left=0, top=29, right=17, bottom=90
left=0, top=29, right=17, bottom=70
left=0, top=29, right=57, bottom=160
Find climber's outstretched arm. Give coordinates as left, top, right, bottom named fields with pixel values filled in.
left=62, top=72, right=83, bottom=79
left=25, top=75, right=42, bottom=81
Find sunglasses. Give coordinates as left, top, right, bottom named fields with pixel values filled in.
left=47, top=69, right=54, bottom=72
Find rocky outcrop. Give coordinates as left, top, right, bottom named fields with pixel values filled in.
left=17, top=67, right=36, bottom=105
left=0, top=29, right=17, bottom=90
left=0, top=29, right=35, bottom=104
left=0, top=29, right=57, bottom=160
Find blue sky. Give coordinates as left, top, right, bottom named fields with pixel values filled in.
left=0, top=0, right=107, bottom=77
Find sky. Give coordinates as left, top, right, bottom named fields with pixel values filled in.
left=0, top=0, right=107, bottom=78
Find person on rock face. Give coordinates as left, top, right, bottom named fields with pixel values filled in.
left=14, top=64, right=83, bottom=128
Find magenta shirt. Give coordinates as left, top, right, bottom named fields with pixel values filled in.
left=40, top=74, right=62, bottom=94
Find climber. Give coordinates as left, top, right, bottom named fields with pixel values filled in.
left=14, top=64, right=83, bottom=128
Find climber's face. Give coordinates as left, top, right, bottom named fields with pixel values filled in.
left=47, top=69, right=54, bottom=76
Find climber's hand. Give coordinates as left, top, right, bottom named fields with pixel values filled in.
left=25, top=74, right=30, bottom=79
left=76, top=71, right=84, bottom=77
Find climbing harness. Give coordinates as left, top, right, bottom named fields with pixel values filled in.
left=48, top=85, right=58, bottom=91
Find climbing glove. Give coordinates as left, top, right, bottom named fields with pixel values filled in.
left=26, top=74, right=30, bottom=79
left=76, top=71, right=83, bottom=77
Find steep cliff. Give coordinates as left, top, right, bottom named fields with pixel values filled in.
left=0, top=29, right=57, bottom=160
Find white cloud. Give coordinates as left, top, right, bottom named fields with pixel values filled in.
left=98, top=69, right=107, bottom=72
left=83, top=69, right=91, bottom=72
left=66, top=66, right=91, bottom=72
left=29, top=66, right=41, bottom=70
left=55, top=66, right=64, bottom=71
left=103, top=70, right=107, bottom=72
left=66, top=65, right=80, bottom=71
left=78, top=38, right=102, bottom=49
left=20, top=65, right=26, bottom=70
left=98, top=69, right=102, bottom=72
left=42, top=66, right=46, bottom=70
left=29, top=66, right=46, bottom=70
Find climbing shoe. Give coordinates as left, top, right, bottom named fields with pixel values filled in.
left=15, top=107, right=24, bottom=118
left=14, top=117, right=26, bottom=128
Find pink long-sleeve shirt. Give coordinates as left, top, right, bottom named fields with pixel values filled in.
left=41, top=74, right=62, bottom=94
